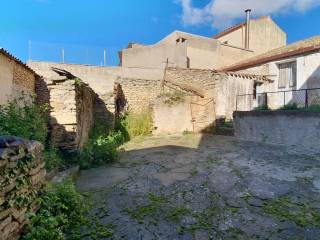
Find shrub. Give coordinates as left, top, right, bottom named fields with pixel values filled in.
left=120, top=109, right=153, bottom=139
left=0, top=99, right=64, bottom=171
left=22, top=179, right=88, bottom=240
left=253, top=105, right=269, bottom=111
left=79, top=121, right=125, bottom=169
left=44, top=145, right=63, bottom=172
left=0, top=100, right=49, bottom=143
left=280, top=103, right=299, bottom=110
left=306, top=104, right=320, bottom=111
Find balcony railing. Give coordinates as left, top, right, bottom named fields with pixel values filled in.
left=236, top=88, right=320, bottom=111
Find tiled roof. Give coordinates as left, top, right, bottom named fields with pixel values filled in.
left=212, top=16, right=269, bottom=39
left=0, top=48, right=38, bottom=75
left=222, top=36, right=320, bottom=71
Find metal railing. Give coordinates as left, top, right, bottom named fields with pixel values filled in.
left=236, top=88, right=320, bottom=111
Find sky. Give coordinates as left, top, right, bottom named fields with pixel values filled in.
left=0, top=0, right=320, bottom=66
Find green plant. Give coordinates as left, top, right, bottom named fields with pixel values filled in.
left=0, top=99, right=65, bottom=171
left=74, top=78, right=83, bottom=87
left=79, top=121, right=125, bottom=169
left=306, top=104, right=320, bottom=111
left=262, top=196, right=320, bottom=227
left=22, top=179, right=89, bottom=240
left=280, top=103, right=299, bottom=110
left=182, top=129, right=193, bottom=135
left=221, top=120, right=233, bottom=128
left=0, top=99, right=49, bottom=143
left=44, top=145, right=63, bottom=172
left=119, top=109, right=153, bottom=139
left=253, top=105, right=269, bottom=111
left=163, top=91, right=186, bottom=106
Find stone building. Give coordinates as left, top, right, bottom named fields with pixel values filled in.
left=0, top=48, right=39, bottom=105
left=26, top=63, right=110, bottom=152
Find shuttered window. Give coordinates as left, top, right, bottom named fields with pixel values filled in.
left=278, top=61, right=297, bottom=88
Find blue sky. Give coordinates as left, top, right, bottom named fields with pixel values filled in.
left=1, top=0, right=320, bottom=66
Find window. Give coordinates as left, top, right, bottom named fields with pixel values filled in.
left=278, top=61, right=297, bottom=88
left=253, top=82, right=258, bottom=100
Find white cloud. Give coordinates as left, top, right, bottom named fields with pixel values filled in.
left=178, top=0, right=320, bottom=29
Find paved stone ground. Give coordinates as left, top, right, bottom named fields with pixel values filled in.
left=76, top=134, right=320, bottom=240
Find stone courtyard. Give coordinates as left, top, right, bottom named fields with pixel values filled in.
left=76, top=134, right=320, bottom=240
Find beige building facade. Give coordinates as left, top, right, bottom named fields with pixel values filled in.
left=120, top=16, right=286, bottom=71
left=0, top=49, right=37, bottom=105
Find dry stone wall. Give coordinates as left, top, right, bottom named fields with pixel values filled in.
left=0, top=136, right=45, bottom=240
left=49, top=79, right=96, bottom=152
left=12, top=63, right=35, bottom=94
left=117, top=78, right=162, bottom=112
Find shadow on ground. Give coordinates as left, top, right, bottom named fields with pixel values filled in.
left=76, top=134, right=320, bottom=240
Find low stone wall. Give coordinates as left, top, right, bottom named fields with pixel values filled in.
left=233, top=111, right=320, bottom=151
left=0, top=136, right=45, bottom=240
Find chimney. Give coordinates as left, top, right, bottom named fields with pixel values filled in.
left=245, top=9, right=251, bottom=49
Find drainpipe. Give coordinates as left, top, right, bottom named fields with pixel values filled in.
left=245, top=9, right=251, bottom=50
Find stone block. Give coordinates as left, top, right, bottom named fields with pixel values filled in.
left=0, top=148, right=11, bottom=160
left=12, top=208, right=27, bottom=224
left=30, top=169, right=46, bottom=186
left=28, top=162, right=45, bottom=176
left=0, top=216, right=12, bottom=231
left=1, top=220, right=19, bottom=240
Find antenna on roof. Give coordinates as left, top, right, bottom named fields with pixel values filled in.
left=28, top=40, right=32, bottom=61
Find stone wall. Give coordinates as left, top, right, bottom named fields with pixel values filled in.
left=234, top=111, right=320, bottom=151
left=0, top=53, right=36, bottom=106
left=49, top=79, right=96, bottom=152
left=118, top=67, right=256, bottom=133
left=28, top=61, right=117, bottom=132
left=117, top=78, right=162, bottom=112
left=0, top=136, right=45, bottom=240
left=166, top=67, right=258, bottom=119
left=12, top=63, right=36, bottom=94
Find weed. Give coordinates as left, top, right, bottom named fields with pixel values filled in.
left=166, top=207, right=190, bottom=222
left=124, top=193, right=167, bottom=224
left=182, top=129, right=193, bottom=135
left=117, top=108, right=153, bottom=139
left=262, top=196, right=320, bottom=227
left=0, top=99, right=49, bottom=144
left=190, top=168, right=199, bottom=177
left=22, top=179, right=89, bottom=240
left=207, top=157, right=220, bottom=165
left=0, top=99, right=64, bottom=171
left=162, top=91, right=186, bottom=106
left=306, top=104, right=320, bottom=111
left=79, top=121, right=125, bottom=169
left=280, top=103, right=299, bottom=110
left=253, top=105, right=269, bottom=111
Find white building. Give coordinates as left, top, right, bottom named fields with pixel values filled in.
left=223, top=36, right=320, bottom=110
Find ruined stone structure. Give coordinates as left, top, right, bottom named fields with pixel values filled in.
left=48, top=79, right=96, bottom=152
left=28, top=61, right=119, bottom=152
left=0, top=137, right=45, bottom=240
left=0, top=49, right=39, bottom=105
left=28, top=61, right=119, bottom=129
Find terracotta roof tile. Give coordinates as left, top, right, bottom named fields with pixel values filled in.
left=221, top=35, right=320, bottom=71
left=0, top=48, right=38, bottom=75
